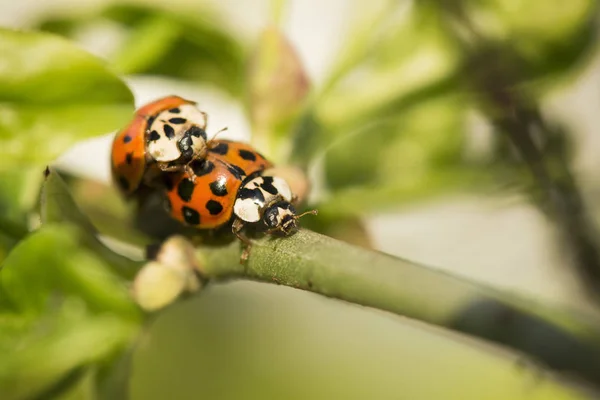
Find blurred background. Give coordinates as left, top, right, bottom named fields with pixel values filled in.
left=2, top=0, right=600, bottom=399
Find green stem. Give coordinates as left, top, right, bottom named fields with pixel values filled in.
left=439, top=2, right=600, bottom=304
left=194, top=229, right=600, bottom=385
left=199, top=229, right=600, bottom=346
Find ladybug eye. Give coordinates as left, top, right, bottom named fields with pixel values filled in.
left=263, top=206, right=279, bottom=228
left=177, top=135, right=194, bottom=160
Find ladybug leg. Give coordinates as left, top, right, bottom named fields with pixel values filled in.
left=232, top=219, right=252, bottom=264
left=157, top=163, right=197, bottom=183
left=183, top=164, right=197, bottom=183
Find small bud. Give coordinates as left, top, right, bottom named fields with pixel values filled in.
left=131, top=261, right=189, bottom=312
left=132, top=235, right=203, bottom=311
left=247, top=25, right=310, bottom=160
left=156, top=235, right=200, bottom=273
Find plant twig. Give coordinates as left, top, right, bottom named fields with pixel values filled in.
left=439, top=2, right=600, bottom=304
left=199, top=230, right=600, bottom=337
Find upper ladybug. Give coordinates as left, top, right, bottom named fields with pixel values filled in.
left=111, top=95, right=209, bottom=197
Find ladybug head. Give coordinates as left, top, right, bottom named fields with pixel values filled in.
left=177, top=126, right=208, bottom=163
left=262, top=202, right=317, bottom=236
left=263, top=201, right=297, bottom=236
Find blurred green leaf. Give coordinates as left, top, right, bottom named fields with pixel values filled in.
left=0, top=168, right=42, bottom=230
left=0, top=28, right=134, bottom=171
left=0, top=223, right=139, bottom=318
left=63, top=173, right=151, bottom=248
left=314, top=94, right=498, bottom=217
left=40, top=169, right=142, bottom=279
left=0, top=171, right=142, bottom=400
left=109, top=14, right=180, bottom=74
left=38, top=4, right=247, bottom=96
left=132, top=281, right=597, bottom=400
left=0, top=301, right=137, bottom=400
left=462, top=0, right=598, bottom=82
left=247, top=25, right=310, bottom=162
left=290, top=2, right=463, bottom=168
left=316, top=3, right=461, bottom=131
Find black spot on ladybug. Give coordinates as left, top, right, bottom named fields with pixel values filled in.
left=191, top=160, right=214, bottom=176
left=125, top=152, right=134, bottom=165
left=123, top=135, right=132, bottom=143
left=169, top=117, right=186, bottom=124
left=209, top=180, right=228, bottom=196
left=188, top=126, right=207, bottom=141
left=227, top=164, right=245, bottom=180
left=210, top=142, right=229, bottom=155
left=206, top=200, right=223, bottom=215
left=259, top=177, right=278, bottom=195
left=182, top=206, right=200, bottom=225
left=238, top=187, right=264, bottom=203
left=238, top=149, right=257, bottom=161
left=43, top=166, right=50, bottom=178
left=148, top=130, right=161, bottom=141
left=118, top=176, right=129, bottom=191
left=284, top=202, right=296, bottom=213
left=147, top=116, right=156, bottom=128
left=164, top=196, right=172, bottom=213
left=169, top=107, right=181, bottom=113
left=177, top=178, right=195, bottom=202
left=164, top=124, right=175, bottom=139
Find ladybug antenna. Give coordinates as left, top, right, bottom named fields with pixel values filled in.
left=209, top=126, right=228, bottom=142
left=294, top=209, right=318, bottom=221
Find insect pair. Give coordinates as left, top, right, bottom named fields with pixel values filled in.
left=111, top=96, right=316, bottom=261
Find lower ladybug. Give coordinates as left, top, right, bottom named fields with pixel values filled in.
left=163, top=140, right=316, bottom=262
left=111, top=95, right=211, bottom=198
left=164, top=140, right=273, bottom=230
left=231, top=173, right=317, bottom=262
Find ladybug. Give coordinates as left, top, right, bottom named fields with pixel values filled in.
left=164, top=140, right=273, bottom=230
left=231, top=173, right=317, bottom=261
left=111, top=95, right=210, bottom=197
left=163, top=140, right=316, bottom=262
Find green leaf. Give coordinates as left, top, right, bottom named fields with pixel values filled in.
left=0, top=223, right=139, bottom=317
left=40, top=168, right=142, bottom=279
left=315, top=3, right=461, bottom=131
left=37, top=4, right=247, bottom=96
left=64, top=173, right=151, bottom=248
left=315, top=94, right=497, bottom=217
left=196, top=229, right=600, bottom=388
left=0, top=304, right=137, bottom=400
left=0, top=167, right=41, bottom=251
left=463, top=0, right=598, bottom=82
left=0, top=28, right=134, bottom=171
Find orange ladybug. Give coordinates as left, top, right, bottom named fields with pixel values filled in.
left=163, top=140, right=273, bottom=229
left=162, top=140, right=316, bottom=262
left=111, top=95, right=210, bottom=197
